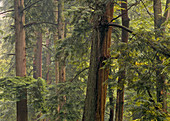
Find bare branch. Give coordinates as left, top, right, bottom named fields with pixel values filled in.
left=163, top=0, right=170, bottom=22
left=21, top=0, right=44, bottom=12
left=0, top=9, right=14, bottom=15
left=110, top=1, right=140, bottom=22
left=107, top=22, right=134, bottom=33
left=140, top=0, right=153, bottom=18
left=70, top=67, right=89, bottom=82
left=2, top=53, right=15, bottom=56
left=24, top=21, right=58, bottom=28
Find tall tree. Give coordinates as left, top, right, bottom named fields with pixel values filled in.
left=58, top=0, right=65, bottom=83
left=14, top=0, right=28, bottom=121
left=33, top=32, right=42, bottom=79
left=115, top=0, right=129, bottom=121
left=46, top=37, right=51, bottom=84
left=83, top=2, right=114, bottom=121
left=153, top=0, right=169, bottom=113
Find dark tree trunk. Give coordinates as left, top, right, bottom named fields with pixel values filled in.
left=14, top=0, right=28, bottom=121
left=82, top=3, right=114, bottom=121
left=108, top=74, right=114, bottom=121
left=115, top=0, right=129, bottom=121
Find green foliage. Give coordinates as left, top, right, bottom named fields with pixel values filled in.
left=44, top=80, right=86, bottom=121
left=0, top=101, right=16, bottom=121
left=0, top=76, right=46, bottom=104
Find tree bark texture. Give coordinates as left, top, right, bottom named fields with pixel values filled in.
left=33, top=32, right=42, bottom=79
left=82, top=3, right=114, bottom=121
left=14, top=0, right=28, bottom=121
left=115, top=0, right=129, bottom=121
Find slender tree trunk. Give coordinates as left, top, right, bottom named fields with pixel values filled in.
left=46, top=38, right=51, bottom=84
left=33, top=32, right=43, bottom=121
left=153, top=0, right=169, bottom=113
left=82, top=3, right=114, bottom=121
left=14, top=0, right=28, bottom=121
left=33, top=32, right=42, bottom=79
left=56, top=0, right=66, bottom=120
left=108, top=72, right=114, bottom=121
left=55, top=61, right=60, bottom=83
left=115, top=0, right=129, bottom=121
left=58, top=0, right=65, bottom=83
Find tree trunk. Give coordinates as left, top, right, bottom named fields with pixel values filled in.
left=46, top=38, right=51, bottom=84
left=58, top=0, right=65, bottom=83
left=115, top=0, right=129, bottom=121
left=108, top=71, right=114, bottom=121
left=56, top=0, right=66, bottom=120
left=33, top=32, right=42, bottom=79
left=33, top=32, right=43, bottom=121
left=82, top=3, right=114, bottom=121
left=14, top=0, right=28, bottom=121
left=153, top=0, right=169, bottom=113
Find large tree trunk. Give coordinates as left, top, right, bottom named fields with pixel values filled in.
left=82, top=3, right=114, bottom=121
left=153, top=0, right=169, bottom=113
left=115, top=0, right=129, bottom=121
left=14, top=0, right=28, bottom=121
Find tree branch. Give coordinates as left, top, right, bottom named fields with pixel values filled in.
left=140, top=0, right=153, bottom=18
left=107, top=23, right=170, bottom=57
left=0, top=9, right=14, bottom=15
left=21, top=0, right=44, bottom=12
left=110, top=1, right=140, bottom=22
left=107, top=22, right=134, bottom=33
left=70, top=67, right=89, bottom=82
left=163, top=0, right=170, bottom=22
left=24, top=21, right=58, bottom=28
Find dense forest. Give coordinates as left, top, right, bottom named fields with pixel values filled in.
left=0, top=0, right=169, bottom=121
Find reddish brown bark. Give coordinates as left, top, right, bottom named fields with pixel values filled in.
left=14, top=0, right=28, bottom=121
left=83, top=3, right=114, bottom=121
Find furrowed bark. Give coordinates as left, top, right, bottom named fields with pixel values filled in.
left=83, top=3, right=114, bottom=121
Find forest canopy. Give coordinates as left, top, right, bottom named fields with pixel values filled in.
left=0, top=0, right=169, bottom=121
